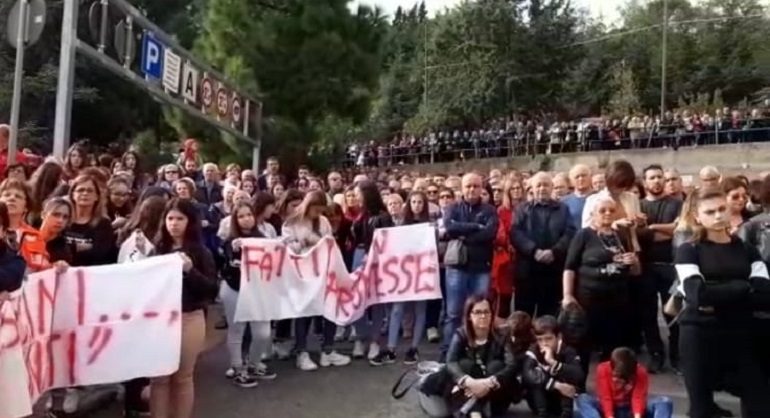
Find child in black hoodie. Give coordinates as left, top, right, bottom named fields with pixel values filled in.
left=522, top=315, right=584, bottom=418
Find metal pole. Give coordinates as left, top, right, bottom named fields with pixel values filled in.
left=660, top=0, right=668, bottom=116
left=98, top=0, right=108, bottom=53
left=252, top=101, right=262, bottom=174
left=423, top=19, right=428, bottom=109
left=8, top=0, right=29, bottom=165
left=53, top=0, right=80, bottom=159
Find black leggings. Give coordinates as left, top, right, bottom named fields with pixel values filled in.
left=680, top=323, right=770, bottom=418
left=753, top=317, right=770, bottom=382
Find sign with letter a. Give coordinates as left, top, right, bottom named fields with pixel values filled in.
left=182, top=62, right=199, bottom=103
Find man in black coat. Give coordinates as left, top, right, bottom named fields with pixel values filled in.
left=512, top=172, right=576, bottom=317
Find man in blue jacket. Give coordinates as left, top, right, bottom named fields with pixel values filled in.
left=440, top=172, right=498, bottom=360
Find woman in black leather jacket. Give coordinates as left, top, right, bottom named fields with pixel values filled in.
left=444, top=295, right=516, bottom=417
left=737, top=175, right=770, bottom=382
left=350, top=180, right=392, bottom=360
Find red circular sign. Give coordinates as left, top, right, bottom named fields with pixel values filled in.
left=231, top=96, right=242, bottom=123
left=200, top=78, right=214, bottom=108
left=216, top=88, right=229, bottom=117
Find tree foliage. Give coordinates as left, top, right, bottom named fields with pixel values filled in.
left=1, top=0, right=769, bottom=168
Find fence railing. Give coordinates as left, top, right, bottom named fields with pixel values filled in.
left=337, top=123, right=770, bottom=168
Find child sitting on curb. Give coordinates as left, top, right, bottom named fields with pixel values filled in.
left=522, top=315, right=584, bottom=418
left=575, top=347, right=673, bottom=418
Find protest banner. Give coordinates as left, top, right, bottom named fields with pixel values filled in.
left=235, top=223, right=441, bottom=325
left=0, top=255, right=183, bottom=418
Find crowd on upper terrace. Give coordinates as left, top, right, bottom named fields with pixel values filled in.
left=343, top=107, right=770, bottom=167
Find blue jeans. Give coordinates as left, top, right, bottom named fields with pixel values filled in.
left=387, top=301, right=427, bottom=350
left=351, top=248, right=388, bottom=344
left=574, top=393, right=674, bottom=418
left=440, top=268, right=490, bottom=357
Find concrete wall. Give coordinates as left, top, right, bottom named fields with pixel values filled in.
left=401, top=143, right=770, bottom=176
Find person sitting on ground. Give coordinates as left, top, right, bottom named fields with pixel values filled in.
left=444, top=295, right=516, bottom=417
left=575, top=347, right=674, bottom=418
left=522, top=315, right=584, bottom=418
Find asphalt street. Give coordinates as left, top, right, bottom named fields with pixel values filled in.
left=77, top=311, right=742, bottom=418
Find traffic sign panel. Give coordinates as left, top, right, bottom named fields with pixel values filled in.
left=201, top=77, right=214, bottom=109
left=163, top=48, right=181, bottom=93
left=231, top=94, right=242, bottom=124
left=182, top=63, right=199, bottom=103
left=141, top=32, right=164, bottom=79
left=216, top=87, right=229, bottom=118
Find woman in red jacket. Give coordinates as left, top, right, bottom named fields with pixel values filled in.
left=491, top=176, right=524, bottom=324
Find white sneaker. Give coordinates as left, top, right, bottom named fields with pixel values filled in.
left=367, top=342, right=380, bottom=360
left=224, top=367, right=236, bottom=379
left=352, top=341, right=365, bottom=358
left=273, top=342, right=291, bottom=360
left=62, top=388, right=79, bottom=413
left=427, top=327, right=440, bottom=343
left=296, top=352, right=318, bottom=371
left=320, top=351, right=351, bottom=367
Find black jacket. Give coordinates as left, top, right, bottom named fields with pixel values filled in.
left=351, top=212, right=394, bottom=251
left=521, top=340, right=584, bottom=391
left=0, top=246, right=26, bottom=292
left=511, top=200, right=575, bottom=276
left=159, top=245, right=218, bottom=313
left=221, top=231, right=263, bottom=292
left=195, top=180, right=223, bottom=206
left=446, top=328, right=516, bottom=384
left=738, top=212, right=770, bottom=265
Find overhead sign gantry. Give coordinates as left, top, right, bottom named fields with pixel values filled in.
left=52, top=0, right=263, bottom=171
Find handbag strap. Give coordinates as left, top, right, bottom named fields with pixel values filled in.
left=391, top=367, right=418, bottom=399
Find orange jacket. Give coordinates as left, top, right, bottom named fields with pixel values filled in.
left=16, top=223, right=51, bottom=272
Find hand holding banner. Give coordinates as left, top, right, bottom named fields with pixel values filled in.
left=235, top=223, right=442, bottom=325
left=0, top=255, right=183, bottom=418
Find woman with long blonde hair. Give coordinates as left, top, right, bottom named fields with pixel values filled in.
left=491, top=176, right=525, bottom=324
left=674, top=187, right=770, bottom=418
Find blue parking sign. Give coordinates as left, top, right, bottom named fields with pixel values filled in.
left=141, top=32, right=164, bottom=79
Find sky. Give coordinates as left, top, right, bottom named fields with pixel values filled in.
left=351, top=0, right=623, bottom=23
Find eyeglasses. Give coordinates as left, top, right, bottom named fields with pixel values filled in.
left=74, top=188, right=96, bottom=195
left=427, top=189, right=438, bottom=194
left=439, top=194, right=453, bottom=199
left=471, top=310, right=492, bottom=317
left=111, top=191, right=130, bottom=197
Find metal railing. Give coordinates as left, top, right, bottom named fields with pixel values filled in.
left=337, top=122, right=770, bottom=168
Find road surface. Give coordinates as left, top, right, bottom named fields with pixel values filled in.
left=75, top=310, right=740, bottom=418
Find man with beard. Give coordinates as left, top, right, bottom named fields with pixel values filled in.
left=638, top=164, right=683, bottom=373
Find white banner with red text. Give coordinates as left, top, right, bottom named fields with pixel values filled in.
left=235, top=223, right=442, bottom=325
left=0, top=255, right=183, bottom=418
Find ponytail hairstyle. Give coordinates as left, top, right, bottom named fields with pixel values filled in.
left=688, top=186, right=728, bottom=243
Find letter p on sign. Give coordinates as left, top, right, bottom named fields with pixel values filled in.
left=141, top=33, right=164, bottom=80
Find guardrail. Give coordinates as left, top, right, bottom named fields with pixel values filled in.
left=336, top=124, right=770, bottom=168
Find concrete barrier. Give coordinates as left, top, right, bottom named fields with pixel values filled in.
left=399, top=142, right=770, bottom=176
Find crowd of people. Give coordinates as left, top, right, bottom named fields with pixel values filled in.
left=1, top=120, right=770, bottom=418
left=344, top=107, right=770, bottom=167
